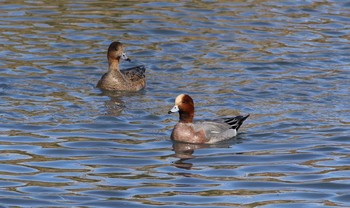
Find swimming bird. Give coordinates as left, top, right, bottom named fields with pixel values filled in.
left=97, top=41, right=146, bottom=91
left=168, top=94, right=249, bottom=144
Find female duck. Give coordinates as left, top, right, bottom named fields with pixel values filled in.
left=168, top=94, right=249, bottom=144
left=97, top=41, right=146, bottom=91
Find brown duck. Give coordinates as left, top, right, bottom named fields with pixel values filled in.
left=97, top=41, right=146, bottom=91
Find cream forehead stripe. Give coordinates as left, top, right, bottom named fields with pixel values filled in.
left=175, top=94, right=185, bottom=105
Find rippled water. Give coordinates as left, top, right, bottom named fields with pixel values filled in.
left=0, top=0, right=350, bottom=207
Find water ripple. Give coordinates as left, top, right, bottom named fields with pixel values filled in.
left=0, top=0, right=349, bottom=207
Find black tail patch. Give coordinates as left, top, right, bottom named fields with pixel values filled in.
left=224, top=114, right=250, bottom=130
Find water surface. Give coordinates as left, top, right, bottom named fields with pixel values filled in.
left=0, top=0, right=350, bottom=207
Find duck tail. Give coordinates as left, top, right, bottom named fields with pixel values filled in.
left=224, top=114, right=250, bottom=131
left=124, top=65, right=146, bottom=73
left=136, top=65, right=146, bottom=73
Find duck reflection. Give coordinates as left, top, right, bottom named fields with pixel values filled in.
left=99, top=91, right=126, bottom=115
left=172, top=141, right=234, bottom=170
left=99, top=90, right=142, bottom=115
left=172, top=142, right=205, bottom=170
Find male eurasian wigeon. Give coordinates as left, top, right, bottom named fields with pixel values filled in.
left=168, top=94, right=249, bottom=144
left=97, top=41, right=146, bottom=91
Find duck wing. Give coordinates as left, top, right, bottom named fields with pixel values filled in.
left=121, top=65, right=146, bottom=82
left=194, top=114, right=250, bottom=143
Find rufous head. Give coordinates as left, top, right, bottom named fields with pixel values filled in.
left=168, top=94, right=195, bottom=123
left=107, top=41, right=131, bottom=62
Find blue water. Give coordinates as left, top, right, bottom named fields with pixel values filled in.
left=0, top=0, right=350, bottom=207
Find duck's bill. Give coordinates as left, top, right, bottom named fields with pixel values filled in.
left=168, top=105, right=179, bottom=114
left=121, top=52, right=131, bottom=62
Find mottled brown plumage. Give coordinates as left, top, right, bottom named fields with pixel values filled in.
left=97, top=41, right=146, bottom=91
